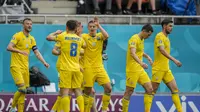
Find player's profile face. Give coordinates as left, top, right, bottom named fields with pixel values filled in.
left=165, top=23, right=173, bottom=34
left=143, top=30, right=152, bottom=39
left=23, top=20, right=32, bottom=32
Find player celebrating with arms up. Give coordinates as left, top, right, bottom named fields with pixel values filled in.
left=149, top=19, right=183, bottom=112
left=82, top=17, right=111, bottom=112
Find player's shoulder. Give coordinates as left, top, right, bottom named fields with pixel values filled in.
left=81, top=33, right=89, bottom=37
left=13, top=31, right=23, bottom=38
left=155, top=32, right=164, bottom=39
left=130, top=34, right=139, bottom=41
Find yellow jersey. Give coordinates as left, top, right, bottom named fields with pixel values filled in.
left=82, top=33, right=105, bottom=68
left=55, top=31, right=66, bottom=69
left=10, top=31, right=36, bottom=68
left=54, top=41, right=61, bottom=69
left=55, top=33, right=85, bottom=71
left=152, top=32, right=170, bottom=71
left=126, top=34, right=144, bottom=72
left=79, top=48, right=84, bottom=68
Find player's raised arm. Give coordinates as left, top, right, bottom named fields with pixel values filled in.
left=143, top=53, right=153, bottom=65
left=158, top=46, right=182, bottom=67
left=52, top=46, right=61, bottom=56
left=94, top=17, right=109, bottom=40
left=46, top=30, right=62, bottom=41
left=130, top=47, right=148, bottom=69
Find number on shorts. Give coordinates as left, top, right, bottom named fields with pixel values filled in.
left=70, top=43, right=77, bottom=56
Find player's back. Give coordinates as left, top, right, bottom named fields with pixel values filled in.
left=57, top=33, right=84, bottom=71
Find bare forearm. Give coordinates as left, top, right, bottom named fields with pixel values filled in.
left=160, top=50, right=176, bottom=61
left=46, top=32, right=57, bottom=41
left=52, top=49, right=60, bottom=56
left=7, top=47, right=21, bottom=53
left=99, top=25, right=109, bottom=39
left=131, top=53, right=143, bottom=65
left=143, top=53, right=150, bottom=59
left=35, top=51, right=46, bottom=64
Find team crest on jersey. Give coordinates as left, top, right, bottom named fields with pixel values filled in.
left=92, top=42, right=96, bottom=46
left=131, top=42, right=135, bottom=45
left=158, top=40, right=162, bottom=44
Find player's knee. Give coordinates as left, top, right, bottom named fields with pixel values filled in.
left=146, top=87, right=153, bottom=94
left=126, top=89, right=134, bottom=96
left=153, top=85, right=159, bottom=92
left=171, top=88, right=179, bottom=94
left=84, top=87, right=92, bottom=95
left=105, top=86, right=112, bottom=93
left=17, top=85, right=27, bottom=94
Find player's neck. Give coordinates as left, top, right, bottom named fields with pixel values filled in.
left=138, top=32, right=144, bottom=40
left=89, top=33, right=96, bottom=37
left=68, top=31, right=76, bottom=34
left=23, top=30, right=29, bottom=37
left=162, top=30, right=168, bottom=37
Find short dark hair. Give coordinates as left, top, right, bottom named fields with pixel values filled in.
left=23, top=18, right=32, bottom=24
left=88, top=20, right=95, bottom=25
left=161, top=19, right=173, bottom=28
left=141, top=24, right=153, bottom=32
left=66, top=20, right=77, bottom=31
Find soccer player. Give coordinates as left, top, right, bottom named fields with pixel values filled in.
left=150, top=19, right=182, bottom=112
left=7, top=18, right=50, bottom=112
left=122, top=24, right=154, bottom=112
left=47, top=20, right=85, bottom=112
left=82, top=17, right=111, bottom=112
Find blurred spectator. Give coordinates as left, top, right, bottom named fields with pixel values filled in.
left=195, top=0, right=200, bottom=15
left=116, top=0, right=134, bottom=14
left=92, top=0, right=112, bottom=14
left=137, top=0, right=157, bottom=15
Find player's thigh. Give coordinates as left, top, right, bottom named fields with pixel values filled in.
left=83, top=68, right=95, bottom=87
left=138, top=71, right=151, bottom=85
left=59, top=70, right=72, bottom=89
left=163, top=70, right=174, bottom=84
left=72, top=71, right=83, bottom=89
left=22, top=68, right=29, bottom=88
left=95, top=67, right=110, bottom=86
left=126, top=72, right=140, bottom=88
left=10, top=67, right=24, bottom=85
left=138, top=71, right=153, bottom=93
left=152, top=70, right=165, bottom=83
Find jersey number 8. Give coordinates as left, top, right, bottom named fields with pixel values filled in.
left=70, top=43, right=78, bottom=57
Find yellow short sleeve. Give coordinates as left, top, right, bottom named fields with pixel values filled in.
left=129, top=38, right=137, bottom=48
left=155, top=35, right=165, bottom=47
left=31, top=37, right=37, bottom=47
left=55, top=42, right=61, bottom=48
left=10, top=34, right=20, bottom=45
left=55, top=33, right=63, bottom=42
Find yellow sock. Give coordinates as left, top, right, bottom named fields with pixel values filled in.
left=83, top=94, right=90, bottom=112
left=11, top=91, right=21, bottom=108
left=60, top=96, right=70, bottom=112
left=144, top=94, right=153, bottom=112
left=77, top=95, right=84, bottom=112
left=172, top=92, right=182, bottom=112
left=51, top=96, right=61, bottom=111
left=88, top=96, right=94, bottom=111
left=17, top=93, right=25, bottom=112
left=102, top=93, right=111, bottom=111
left=122, top=98, right=129, bottom=112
